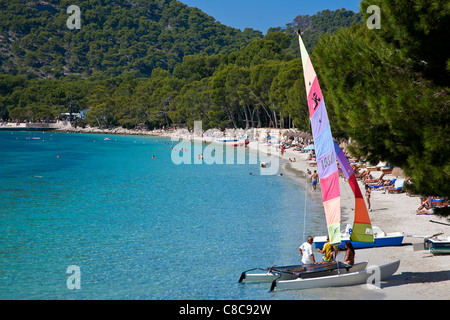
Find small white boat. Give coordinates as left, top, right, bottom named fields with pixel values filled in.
left=239, top=261, right=368, bottom=283
left=424, top=235, right=450, bottom=255
left=270, top=260, right=400, bottom=291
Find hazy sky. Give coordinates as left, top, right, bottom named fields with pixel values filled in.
left=179, top=0, right=362, bottom=33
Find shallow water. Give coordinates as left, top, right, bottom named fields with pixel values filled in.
left=0, top=131, right=354, bottom=299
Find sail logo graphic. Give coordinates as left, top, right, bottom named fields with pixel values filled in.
left=311, top=93, right=321, bottom=110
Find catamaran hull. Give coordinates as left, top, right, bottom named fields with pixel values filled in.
left=240, top=261, right=368, bottom=283
left=271, top=260, right=400, bottom=291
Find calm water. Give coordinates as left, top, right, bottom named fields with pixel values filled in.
left=0, top=130, right=328, bottom=300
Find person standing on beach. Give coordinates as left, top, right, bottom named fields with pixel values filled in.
left=311, top=170, right=318, bottom=191
left=365, top=184, right=372, bottom=211
left=299, top=236, right=317, bottom=265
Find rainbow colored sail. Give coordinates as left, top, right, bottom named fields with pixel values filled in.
left=334, top=142, right=374, bottom=243
left=298, top=33, right=341, bottom=244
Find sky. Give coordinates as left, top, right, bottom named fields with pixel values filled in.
left=179, top=0, right=362, bottom=33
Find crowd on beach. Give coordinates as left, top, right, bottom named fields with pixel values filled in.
left=275, top=136, right=449, bottom=218
left=69, top=125, right=450, bottom=297
left=416, top=197, right=449, bottom=215
left=47, top=123, right=450, bottom=218
left=164, top=126, right=449, bottom=217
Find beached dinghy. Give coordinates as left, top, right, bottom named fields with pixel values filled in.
left=310, top=120, right=404, bottom=249
left=239, top=261, right=368, bottom=283
left=424, top=235, right=450, bottom=255
left=314, top=225, right=404, bottom=250
left=270, top=260, right=400, bottom=291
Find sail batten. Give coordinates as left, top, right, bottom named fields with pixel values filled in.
left=298, top=33, right=341, bottom=245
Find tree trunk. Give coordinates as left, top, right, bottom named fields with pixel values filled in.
left=243, top=104, right=250, bottom=129
left=256, top=109, right=261, bottom=128
left=273, top=110, right=277, bottom=128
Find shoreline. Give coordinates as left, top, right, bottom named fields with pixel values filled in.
left=57, top=126, right=450, bottom=299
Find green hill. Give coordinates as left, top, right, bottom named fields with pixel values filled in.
left=0, top=0, right=262, bottom=79
left=0, top=1, right=362, bottom=80
left=279, top=8, right=363, bottom=55
left=0, top=3, right=365, bottom=129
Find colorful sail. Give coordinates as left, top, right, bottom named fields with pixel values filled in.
left=333, top=142, right=374, bottom=243
left=298, top=33, right=341, bottom=244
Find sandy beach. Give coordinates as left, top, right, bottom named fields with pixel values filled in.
left=250, top=139, right=450, bottom=300
left=58, top=125, right=450, bottom=299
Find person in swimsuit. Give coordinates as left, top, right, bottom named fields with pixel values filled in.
left=365, top=184, right=372, bottom=211
left=311, top=170, right=318, bottom=191
left=343, top=241, right=355, bottom=265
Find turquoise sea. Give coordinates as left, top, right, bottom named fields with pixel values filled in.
left=0, top=130, right=328, bottom=300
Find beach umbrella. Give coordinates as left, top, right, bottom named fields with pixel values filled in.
left=392, top=167, right=406, bottom=177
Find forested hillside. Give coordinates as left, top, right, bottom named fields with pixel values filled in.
left=0, top=2, right=361, bottom=130
left=0, top=0, right=262, bottom=79
left=284, top=8, right=363, bottom=55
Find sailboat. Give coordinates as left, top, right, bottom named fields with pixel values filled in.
left=294, top=26, right=403, bottom=249
left=314, top=142, right=404, bottom=250
left=239, top=31, right=400, bottom=291
left=269, top=31, right=400, bottom=291
left=239, top=261, right=369, bottom=283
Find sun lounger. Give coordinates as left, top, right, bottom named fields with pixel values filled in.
left=430, top=198, right=445, bottom=207
left=380, top=166, right=393, bottom=174
left=387, top=179, right=405, bottom=193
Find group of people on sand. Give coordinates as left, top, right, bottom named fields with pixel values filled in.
left=416, top=196, right=448, bottom=215
left=298, top=236, right=355, bottom=265
left=364, top=174, right=400, bottom=192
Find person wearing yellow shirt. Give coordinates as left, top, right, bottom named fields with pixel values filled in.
left=317, top=236, right=337, bottom=263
